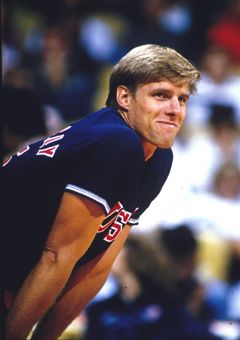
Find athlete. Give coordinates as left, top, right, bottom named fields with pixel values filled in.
left=2, top=44, right=200, bottom=339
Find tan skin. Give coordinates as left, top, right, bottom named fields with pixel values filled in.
left=5, top=193, right=131, bottom=339
left=117, top=80, right=189, bottom=160
left=5, top=80, right=190, bottom=339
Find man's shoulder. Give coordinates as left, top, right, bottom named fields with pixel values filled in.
left=150, top=148, right=173, bottom=170
left=156, top=147, right=173, bottom=161
left=80, top=107, right=144, bottom=153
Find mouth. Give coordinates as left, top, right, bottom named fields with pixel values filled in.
left=156, top=121, right=178, bottom=129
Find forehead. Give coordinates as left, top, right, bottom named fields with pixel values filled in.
left=137, top=80, right=190, bottom=96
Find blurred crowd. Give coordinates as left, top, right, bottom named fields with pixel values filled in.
left=2, top=0, right=240, bottom=339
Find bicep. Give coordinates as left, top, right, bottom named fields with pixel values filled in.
left=45, top=192, right=106, bottom=263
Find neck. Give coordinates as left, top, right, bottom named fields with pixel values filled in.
left=118, top=109, right=131, bottom=126
left=141, top=140, right=157, bottom=161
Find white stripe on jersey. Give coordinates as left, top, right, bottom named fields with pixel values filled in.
left=128, top=218, right=139, bottom=225
left=65, top=184, right=110, bottom=214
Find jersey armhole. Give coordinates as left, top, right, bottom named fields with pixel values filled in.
left=65, top=184, right=110, bottom=214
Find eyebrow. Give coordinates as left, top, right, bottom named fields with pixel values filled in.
left=152, top=87, right=190, bottom=98
left=179, top=92, right=190, bottom=99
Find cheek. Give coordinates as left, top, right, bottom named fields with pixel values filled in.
left=179, top=108, right=187, bottom=123
left=138, top=97, right=157, bottom=111
left=132, top=102, right=152, bottom=124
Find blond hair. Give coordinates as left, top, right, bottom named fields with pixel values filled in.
left=106, top=44, right=200, bottom=108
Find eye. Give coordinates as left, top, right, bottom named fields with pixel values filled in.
left=154, top=92, right=167, bottom=99
left=178, top=96, right=187, bottom=105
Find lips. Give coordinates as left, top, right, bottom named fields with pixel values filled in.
left=157, top=121, right=178, bottom=128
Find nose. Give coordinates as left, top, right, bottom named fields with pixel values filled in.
left=168, top=96, right=181, bottom=115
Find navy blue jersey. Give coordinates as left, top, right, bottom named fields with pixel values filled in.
left=2, top=107, right=173, bottom=290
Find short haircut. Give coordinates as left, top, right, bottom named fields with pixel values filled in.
left=160, top=224, right=198, bottom=259
left=106, top=44, right=200, bottom=108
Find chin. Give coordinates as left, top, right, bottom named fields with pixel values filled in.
left=158, top=140, right=173, bottom=149
left=160, top=145, right=172, bottom=149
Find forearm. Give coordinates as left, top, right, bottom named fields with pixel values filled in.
left=30, top=223, right=130, bottom=339
left=5, top=251, right=74, bottom=340
left=31, top=259, right=110, bottom=339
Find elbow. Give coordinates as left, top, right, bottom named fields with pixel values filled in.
left=41, top=247, right=58, bottom=263
left=40, top=246, right=77, bottom=272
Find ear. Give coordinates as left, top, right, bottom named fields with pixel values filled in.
left=116, top=85, right=132, bottom=111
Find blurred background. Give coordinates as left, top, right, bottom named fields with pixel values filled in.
left=2, top=0, right=240, bottom=339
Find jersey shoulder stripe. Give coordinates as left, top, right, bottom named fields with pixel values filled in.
left=65, top=184, right=110, bottom=214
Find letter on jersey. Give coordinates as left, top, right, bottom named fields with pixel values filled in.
left=36, top=145, right=59, bottom=158
left=98, top=201, right=132, bottom=243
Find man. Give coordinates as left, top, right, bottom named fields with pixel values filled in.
left=2, top=44, right=200, bottom=339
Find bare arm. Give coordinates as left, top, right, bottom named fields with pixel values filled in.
left=31, top=225, right=131, bottom=339
left=5, top=192, right=105, bottom=340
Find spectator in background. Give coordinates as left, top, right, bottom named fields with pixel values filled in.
left=212, top=161, right=240, bottom=202
left=160, top=224, right=198, bottom=284
left=2, top=86, right=47, bottom=158
left=159, top=225, right=215, bottom=325
left=186, top=46, right=240, bottom=132
left=225, top=242, right=240, bottom=321
left=84, top=233, right=218, bottom=340
left=78, top=11, right=132, bottom=110
left=185, top=105, right=240, bottom=192
left=208, top=159, right=240, bottom=322
left=203, top=236, right=240, bottom=323
left=4, top=67, right=35, bottom=90
left=184, top=0, right=231, bottom=65
left=2, top=85, right=65, bottom=159
left=130, top=0, right=193, bottom=58
left=158, top=224, right=240, bottom=331
left=2, top=1, right=20, bottom=79
left=207, top=0, right=240, bottom=65
left=30, top=26, right=96, bottom=122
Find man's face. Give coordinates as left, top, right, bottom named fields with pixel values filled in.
left=122, top=80, right=190, bottom=158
